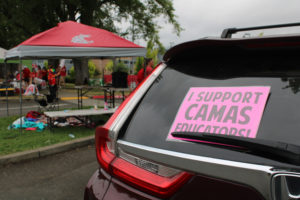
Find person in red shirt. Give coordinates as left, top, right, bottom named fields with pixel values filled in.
left=22, top=66, right=31, bottom=87
left=31, top=67, right=37, bottom=78
left=30, top=67, right=37, bottom=85
left=48, top=65, right=58, bottom=100
left=60, top=65, right=67, bottom=87
left=41, top=67, right=48, bottom=82
left=137, top=59, right=153, bottom=84
left=37, top=65, right=43, bottom=79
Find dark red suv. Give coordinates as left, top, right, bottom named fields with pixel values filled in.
left=85, top=23, right=300, bottom=200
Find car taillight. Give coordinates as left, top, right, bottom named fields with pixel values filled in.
left=96, top=127, right=192, bottom=198
left=95, top=126, right=115, bottom=172
left=112, top=150, right=192, bottom=198
left=95, top=64, right=192, bottom=198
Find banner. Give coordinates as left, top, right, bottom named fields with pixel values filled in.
left=167, top=86, right=270, bottom=141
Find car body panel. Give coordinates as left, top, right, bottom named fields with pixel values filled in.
left=84, top=169, right=111, bottom=200
left=86, top=34, right=300, bottom=200
left=103, top=177, right=159, bottom=200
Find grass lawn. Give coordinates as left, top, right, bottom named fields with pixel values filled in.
left=0, top=114, right=111, bottom=156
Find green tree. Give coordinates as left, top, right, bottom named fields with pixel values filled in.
left=88, top=60, right=96, bottom=78
left=105, top=60, right=114, bottom=72
left=69, top=66, right=75, bottom=79
left=146, top=40, right=164, bottom=66
left=134, top=57, right=144, bottom=74
left=0, top=0, right=181, bottom=49
left=134, top=39, right=164, bottom=73
left=0, top=0, right=181, bottom=84
left=113, top=61, right=128, bottom=73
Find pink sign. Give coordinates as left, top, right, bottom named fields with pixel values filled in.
left=167, top=86, right=270, bottom=141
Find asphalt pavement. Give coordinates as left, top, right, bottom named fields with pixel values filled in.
left=0, top=145, right=98, bottom=200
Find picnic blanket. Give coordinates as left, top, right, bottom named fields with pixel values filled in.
left=11, top=117, right=47, bottom=131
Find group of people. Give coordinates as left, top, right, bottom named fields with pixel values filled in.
left=15, top=64, right=67, bottom=99
left=19, top=65, right=47, bottom=86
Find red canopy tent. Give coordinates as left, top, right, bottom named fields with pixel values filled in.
left=3, top=21, right=145, bottom=118
left=5, top=20, right=146, bottom=59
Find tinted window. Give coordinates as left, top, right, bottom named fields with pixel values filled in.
left=120, top=54, right=300, bottom=166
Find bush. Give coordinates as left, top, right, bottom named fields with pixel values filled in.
left=69, top=66, right=75, bottom=79
left=94, top=68, right=101, bottom=77
left=105, top=60, right=113, bottom=72
left=88, top=61, right=96, bottom=78
left=43, top=61, right=48, bottom=69
left=113, top=61, right=128, bottom=73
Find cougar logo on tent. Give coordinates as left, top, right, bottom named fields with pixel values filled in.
left=71, top=34, right=94, bottom=44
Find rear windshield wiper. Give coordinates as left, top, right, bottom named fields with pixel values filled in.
left=171, top=132, right=300, bottom=165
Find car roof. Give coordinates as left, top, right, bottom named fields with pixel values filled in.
left=163, top=34, right=300, bottom=63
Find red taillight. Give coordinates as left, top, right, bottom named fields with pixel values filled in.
left=96, top=126, right=192, bottom=198
left=95, top=126, right=115, bottom=172
left=111, top=158, right=192, bottom=198
left=95, top=63, right=192, bottom=198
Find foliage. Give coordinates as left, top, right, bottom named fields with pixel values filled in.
left=0, top=0, right=60, bottom=49
left=69, top=66, right=75, bottom=78
left=68, top=60, right=98, bottom=79
left=113, top=61, right=128, bottom=73
left=134, top=40, right=164, bottom=74
left=94, top=68, right=101, bottom=77
left=146, top=40, right=161, bottom=66
left=105, top=60, right=114, bottom=72
left=0, top=0, right=181, bottom=49
left=88, top=60, right=96, bottom=78
left=134, top=57, right=144, bottom=74
left=43, top=60, right=48, bottom=69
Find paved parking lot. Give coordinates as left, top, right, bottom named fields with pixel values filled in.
left=0, top=145, right=98, bottom=200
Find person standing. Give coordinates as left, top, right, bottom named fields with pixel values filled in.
left=30, top=67, right=37, bottom=85
left=48, top=65, right=58, bottom=100
left=37, top=65, right=43, bottom=79
left=137, top=59, right=153, bottom=84
left=60, top=65, right=67, bottom=87
left=41, top=67, right=48, bottom=82
left=22, top=66, right=31, bottom=87
left=31, top=67, right=37, bottom=78
left=55, top=65, right=61, bottom=87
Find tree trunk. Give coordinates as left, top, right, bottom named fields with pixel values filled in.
left=73, top=58, right=89, bottom=85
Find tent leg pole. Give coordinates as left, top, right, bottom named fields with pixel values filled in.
left=19, top=59, right=23, bottom=134
left=4, top=60, right=8, bottom=116
left=143, top=57, right=147, bottom=77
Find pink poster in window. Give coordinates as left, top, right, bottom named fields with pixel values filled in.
left=167, top=86, right=270, bottom=141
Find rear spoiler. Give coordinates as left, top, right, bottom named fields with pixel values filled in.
left=221, top=22, right=300, bottom=38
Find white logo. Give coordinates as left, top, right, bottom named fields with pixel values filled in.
left=71, top=34, right=94, bottom=44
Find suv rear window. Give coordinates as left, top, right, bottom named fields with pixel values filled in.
left=120, top=51, right=300, bottom=165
